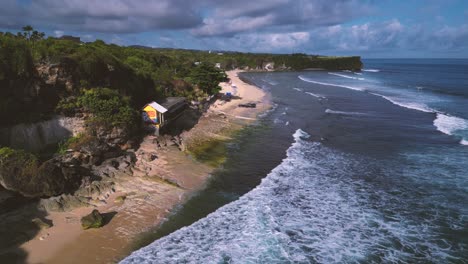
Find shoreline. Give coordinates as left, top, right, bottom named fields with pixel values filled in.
left=18, top=70, right=271, bottom=264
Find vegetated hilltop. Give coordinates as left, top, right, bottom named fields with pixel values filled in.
left=0, top=27, right=362, bottom=127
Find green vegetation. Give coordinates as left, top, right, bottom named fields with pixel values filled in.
left=56, top=88, right=140, bottom=128
left=78, top=88, right=138, bottom=126
left=187, top=63, right=227, bottom=95
left=0, top=147, right=39, bottom=177
left=0, top=26, right=362, bottom=127
left=57, top=133, right=95, bottom=154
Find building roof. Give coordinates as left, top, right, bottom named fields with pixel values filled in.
left=147, top=101, right=168, bottom=113
left=158, top=97, right=186, bottom=112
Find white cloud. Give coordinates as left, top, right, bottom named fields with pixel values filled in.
left=54, top=30, right=64, bottom=37
left=192, top=14, right=276, bottom=36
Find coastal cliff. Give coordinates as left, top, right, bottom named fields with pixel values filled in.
left=0, top=29, right=360, bottom=262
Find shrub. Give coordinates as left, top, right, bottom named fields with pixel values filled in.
left=78, top=88, right=139, bottom=127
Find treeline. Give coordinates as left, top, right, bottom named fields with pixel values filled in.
left=0, top=26, right=361, bottom=127
left=137, top=49, right=362, bottom=71
left=0, top=27, right=226, bottom=126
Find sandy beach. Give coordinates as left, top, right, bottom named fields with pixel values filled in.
left=16, top=70, right=270, bottom=264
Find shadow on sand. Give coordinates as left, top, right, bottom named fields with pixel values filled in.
left=0, top=187, right=48, bottom=264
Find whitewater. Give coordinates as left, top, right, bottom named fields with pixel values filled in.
left=298, top=74, right=468, bottom=145
left=122, top=130, right=456, bottom=264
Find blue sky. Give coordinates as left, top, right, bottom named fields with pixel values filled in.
left=1, top=0, right=467, bottom=58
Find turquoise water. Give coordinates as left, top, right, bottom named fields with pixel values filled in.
left=122, top=59, right=468, bottom=263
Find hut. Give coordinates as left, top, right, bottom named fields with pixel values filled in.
left=142, top=97, right=187, bottom=135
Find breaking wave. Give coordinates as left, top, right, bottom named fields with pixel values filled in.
left=325, top=109, right=368, bottom=116
left=299, top=74, right=468, bottom=145
left=369, top=93, right=434, bottom=113
left=362, top=69, right=380, bottom=72
left=121, top=129, right=457, bottom=264
left=329, top=72, right=365, bottom=81
left=298, top=75, right=365, bottom=91
left=433, top=114, right=468, bottom=142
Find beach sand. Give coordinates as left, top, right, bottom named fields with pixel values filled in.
left=18, top=70, right=270, bottom=264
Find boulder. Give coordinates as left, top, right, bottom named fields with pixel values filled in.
left=31, top=218, right=51, bottom=229
left=80, top=209, right=104, bottom=230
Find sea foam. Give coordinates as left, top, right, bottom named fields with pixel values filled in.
left=433, top=113, right=468, bottom=141
left=121, top=129, right=453, bottom=263
left=325, top=109, right=368, bottom=116
left=328, top=72, right=365, bottom=81
left=299, top=75, right=468, bottom=145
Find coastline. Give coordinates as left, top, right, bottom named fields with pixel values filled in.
left=18, top=70, right=271, bottom=264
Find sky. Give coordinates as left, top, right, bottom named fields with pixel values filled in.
left=0, top=0, right=467, bottom=58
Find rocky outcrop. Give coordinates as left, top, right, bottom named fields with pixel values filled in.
left=0, top=151, right=89, bottom=198
left=80, top=209, right=104, bottom=230
left=36, top=62, right=75, bottom=92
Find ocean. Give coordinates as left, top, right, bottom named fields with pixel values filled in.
left=122, top=59, right=468, bottom=263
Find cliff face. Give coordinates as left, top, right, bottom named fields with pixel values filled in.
left=0, top=116, right=85, bottom=152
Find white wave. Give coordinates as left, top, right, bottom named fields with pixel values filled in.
left=285, top=121, right=290, bottom=126
left=293, top=128, right=309, bottom=140
left=121, top=129, right=452, bottom=263
left=325, top=109, right=368, bottom=116
left=362, top=69, right=380, bottom=72
left=258, top=103, right=278, bottom=118
left=328, top=72, right=365, bottom=81
left=369, top=93, right=468, bottom=146
left=369, top=93, right=434, bottom=113
left=433, top=113, right=468, bottom=142
left=262, top=79, right=278, bottom=86
left=298, top=76, right=365, bottom=91
left=293, top=87, right=303, bottom=92
left=354, top=72, right=363, bottom=76
left=305, top=92, right=325, bottom=99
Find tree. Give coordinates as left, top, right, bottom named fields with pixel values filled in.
left=189, top=64, right=227, bottom=95
left=22, top=25, right=33, bottom=40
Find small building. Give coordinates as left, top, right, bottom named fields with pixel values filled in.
left=142, top=97, right=187, bottom=135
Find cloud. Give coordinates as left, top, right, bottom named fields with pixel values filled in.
left=0, top=0, right=203, bottom=33
left=302, top=19, right=468, bottom=56
left=54, top=30, right=64, bottom=37
left=193, top=0, right=372, bottom=37
left=192, top=14, right=276, bottom=37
